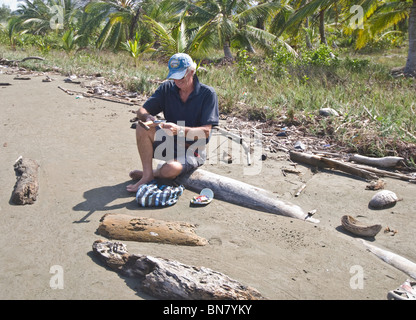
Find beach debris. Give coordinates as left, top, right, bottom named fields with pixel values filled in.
left=359, top=239, right=416, bottom=280
left=369, top=190, right=400, bottom=209
left=341, top=215, right=382, bottom=237
left=92, top=239, right=265, bottom=300
left=290, top=151, right=378, bottom=181
left=97, top=213, right=208, bottom=246
left=58, top=85, right=139, bottom=106
left=11, top=157, right=39, bottom=205
left=0, top=56, right=44, bottom=66
left=13, top=76, right=31, bottom=80
left=172, top=163, right=319, bottom=223
left=42, top=75, right=53, bottom=82
left=384, top=226, right=398, bottom=236
left=294, top=141, right=306, bottom=151
left=352, top=163, right=416, bottom=183
left=281, top=166, right=302, bottom=175
left=366, top=179, right=385, bottom=190
left=387, top=279, right=416, bottom=300
left=319, top=108, right=339, bottom=117
left=64, top=76, right=81, bottom=84
left=215, top=127, right=251, bottom=165
left=349, top=154, right=404, bottom=168
left=295, top=183, right=307, bottom=197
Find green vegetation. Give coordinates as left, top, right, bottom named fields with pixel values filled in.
left=0, top=0, right=415, bottom=162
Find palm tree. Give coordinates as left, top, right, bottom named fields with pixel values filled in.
left=81, top=0, right=160, bottom=50
left=272, top=0, right=335, bottom=45
left=166, top=0, right=284, bottom=59
left=14, top=0, right=82, bottom=34
left=342, top=0, right=415, bottom=75
left=405, top=0, right=416, bottom=76
left=122, top=31, right=155, bottom=66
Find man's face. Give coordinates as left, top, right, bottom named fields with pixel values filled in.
left=174, top=69, right=194, bottom=90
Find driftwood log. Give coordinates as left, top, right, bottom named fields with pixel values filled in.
left=290, top=151, right=378, bottom=180
left=360, top=240, right=416, bottom=280
left=92, top=239, right=265, bottom=300
left=172, top=164, right=318, bottom=223
left=349, top=154, right=404, bottom=168
left=11, top=157, right=39, bottom=205
left=97, top=213, right=208, bottom=246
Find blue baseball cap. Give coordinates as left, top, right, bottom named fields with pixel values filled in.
left=167, top=53, right=195, bottom=80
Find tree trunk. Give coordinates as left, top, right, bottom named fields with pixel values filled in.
left=319, top=9, right=328, bottom=45
left=404, top=0, right=416, bottom=76
left=223, top=41, right=233, bottom=60
left=305, top=17, right=313, bottom=49
left=129, top=6, right=142, bottom=40
left=97, top=213, right=208, bottom=246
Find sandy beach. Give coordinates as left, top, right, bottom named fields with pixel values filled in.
left=1, top=68, right=415, bottom=300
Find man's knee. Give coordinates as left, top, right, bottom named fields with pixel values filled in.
left=136, top=124, right=155, bottom=140
left=160, top=161, right=183, bottom=179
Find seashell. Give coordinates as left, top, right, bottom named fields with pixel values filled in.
left=341, top=215, right=382, bottom=237
left=369, top=190, right=399, bottom=209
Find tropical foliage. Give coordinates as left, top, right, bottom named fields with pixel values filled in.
left=0, top=0, right=415, bottom=73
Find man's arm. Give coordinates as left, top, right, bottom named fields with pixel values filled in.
left=161, top=123, right=212, bottom=139
left=137, top=107, right=156, bottom=122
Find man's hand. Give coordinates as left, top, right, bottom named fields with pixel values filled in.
left=160, top=122, right=180, bottom=135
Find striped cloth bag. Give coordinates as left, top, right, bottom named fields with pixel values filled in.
left=135, top=180, right=184, bottom=207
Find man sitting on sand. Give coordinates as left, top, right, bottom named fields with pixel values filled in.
left=127, top=53, right=219, bottom=193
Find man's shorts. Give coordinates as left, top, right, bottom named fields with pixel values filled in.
left=152, top=128, right=206, bottom=176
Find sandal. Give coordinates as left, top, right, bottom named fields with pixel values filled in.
left=387, top=279, right=416, bottom=300
left=191, top=188, right=214, bottom=205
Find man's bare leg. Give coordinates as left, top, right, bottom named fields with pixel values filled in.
left=127, top=124, right=184, bottom=192
left=129, top=161, right=183, bottom=183
left=126, top=125, right=156, bottom=192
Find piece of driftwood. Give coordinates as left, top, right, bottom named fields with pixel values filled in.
left=92, top=239, right=265, bottom=300
left=97, top=213, right=208, bottom=246
left=173, top=165, right=319, bottom=223
left=341, top=215, right=382, bottom=237
left=58, top=86, right=137, bottom=106
left=349, top=154, right=404, bottom=168
left=289, top=151, right=378, bottom=180
left=352, top=163, right=416, bottom=183
left=11, top=157, right=39, bottom=205
left=360, top=239, right=416, bottom=280
left=0, top=56, right=44, bottom=66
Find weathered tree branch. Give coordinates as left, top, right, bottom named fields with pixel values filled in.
left=92, top=239, right=266, bottom=300
left=290, top=151, right=378, bottom=180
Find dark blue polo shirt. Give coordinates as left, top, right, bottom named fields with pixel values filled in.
left=142, top=75, right=219, bottom=128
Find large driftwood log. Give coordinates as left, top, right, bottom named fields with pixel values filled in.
left=11, top=157, right=39, bottom=205
left=97, top=213, right=208, bottom=246
left=290, top=151, right=378, bottom=180
left=360, top=240, right=416, bottom=280
left=172, top=165, right=318, bottom=223
left=92, top=239, right=265, bottom=300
